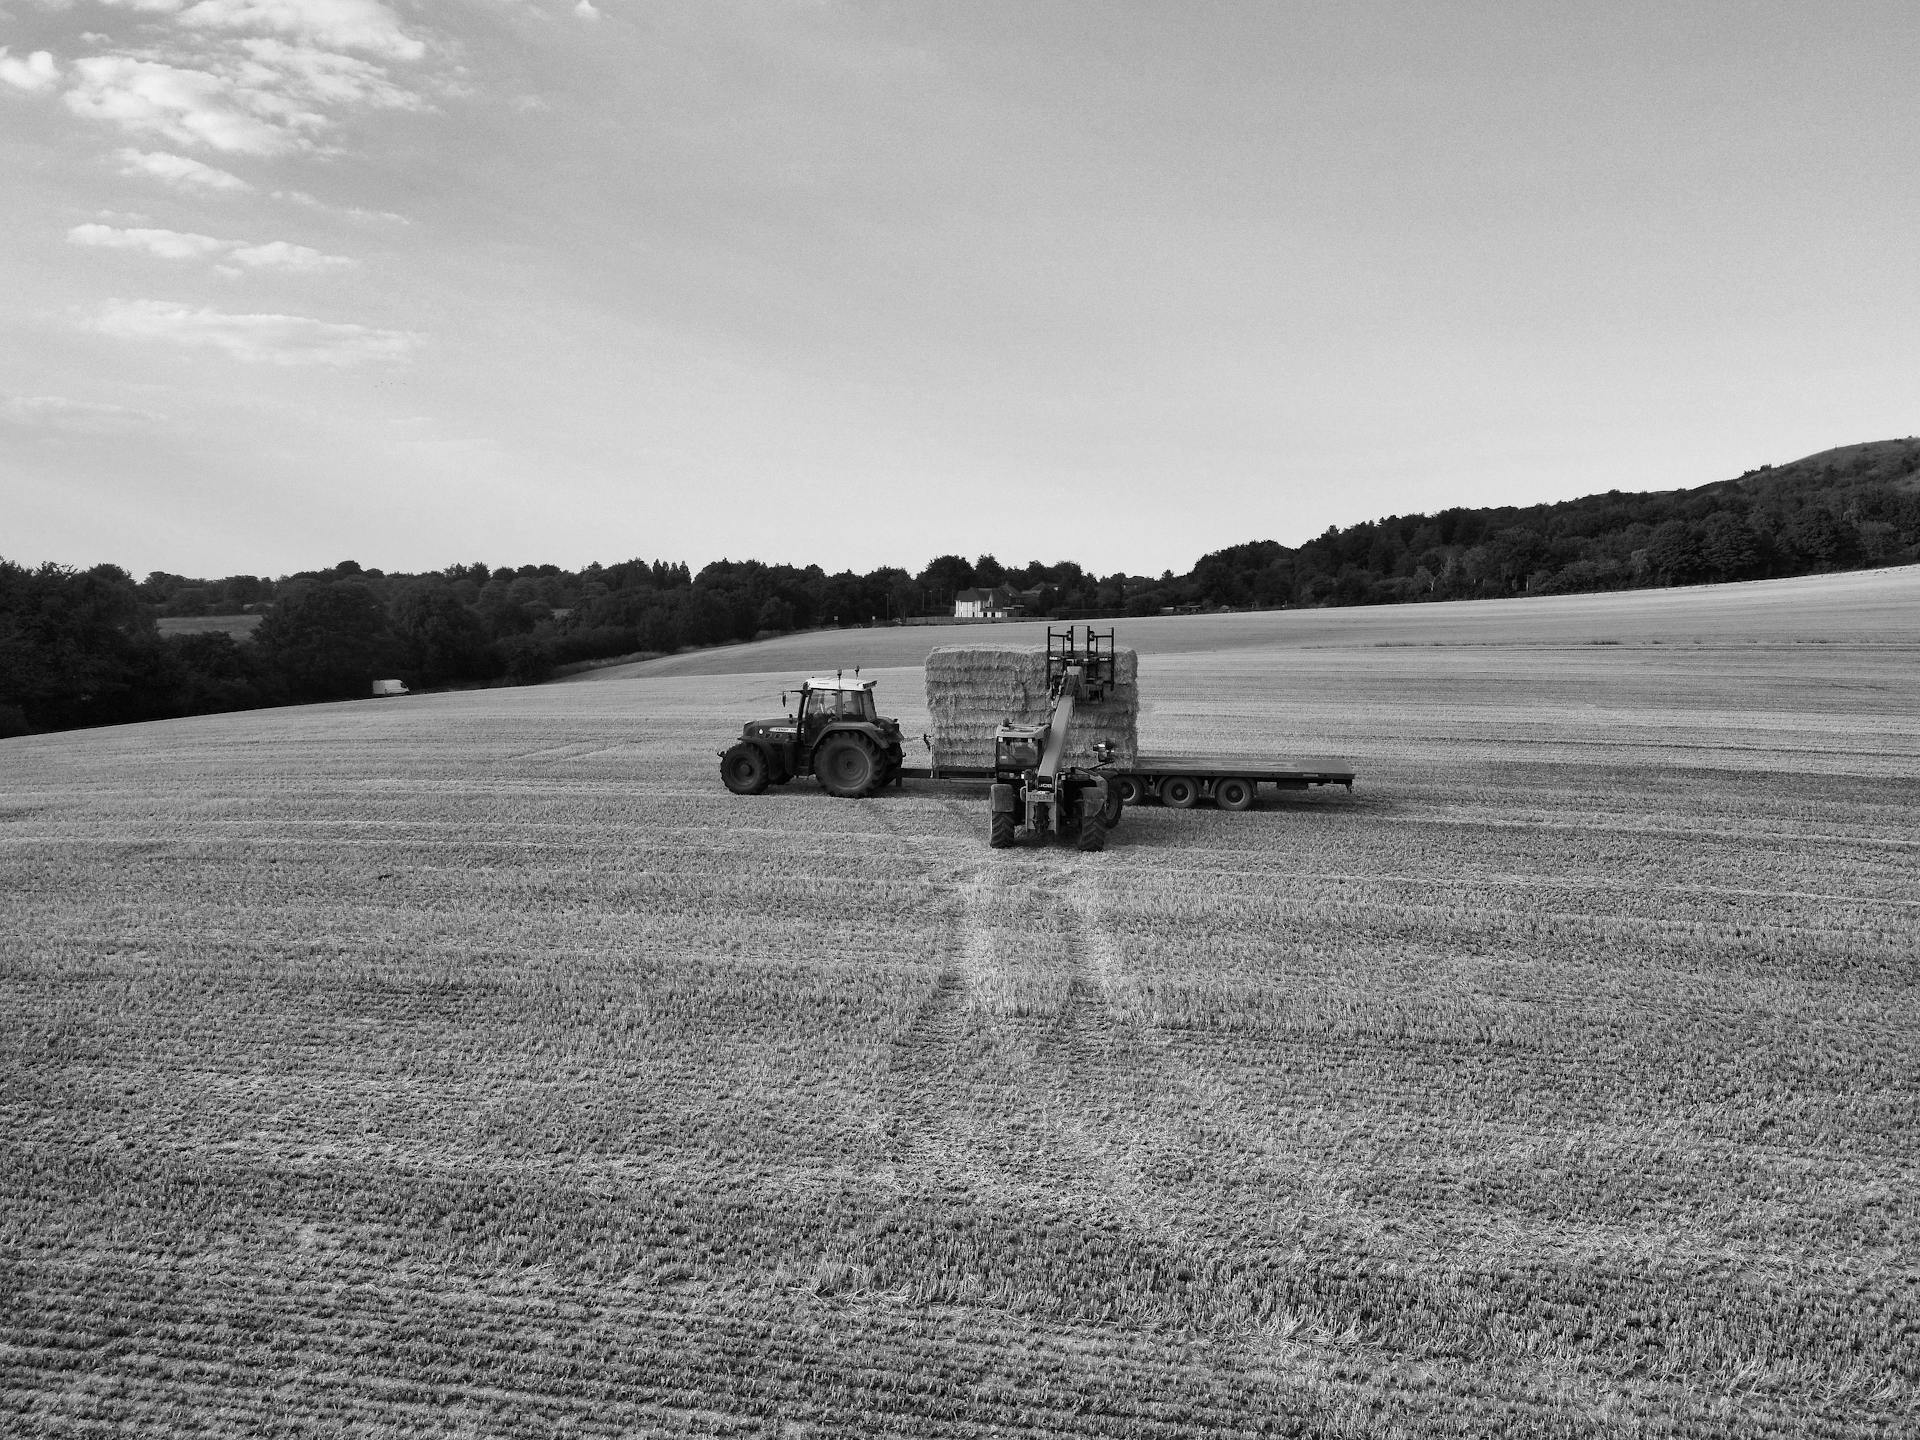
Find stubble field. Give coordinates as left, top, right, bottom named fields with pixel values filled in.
left=4, top=569, right=1917, bottom=1437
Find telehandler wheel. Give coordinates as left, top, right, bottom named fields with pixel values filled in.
left=1161, top=775, right=1200, bottom=809
left=1215, top=777, right=1256, bottom=811
left=815, top=734, right=881, bottom=797
left=1076, top=809, right=1107, bottom=852
left=720, top=743, right=771, bottom=796
left=989, top=811, right=1016, bottom=848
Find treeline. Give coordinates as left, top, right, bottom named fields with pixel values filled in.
left=4, top=438, right=1916, bottom=737
left=0, top=553, right=1121, bottom=736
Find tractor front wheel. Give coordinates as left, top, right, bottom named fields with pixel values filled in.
left=720, top=743, right=770, bottom=796
left=815, top=734, right=881, bottom=797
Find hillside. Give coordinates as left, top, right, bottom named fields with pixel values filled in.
left=1726, top=436, right=1920, bottom=494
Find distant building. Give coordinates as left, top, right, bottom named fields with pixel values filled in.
left=953, top=585, right=1022, bottom=619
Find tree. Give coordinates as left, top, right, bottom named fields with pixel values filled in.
left=1698, top=512, right=1760, bottom=581
left=253, top=580, right=395, bottom=702
left=1645, top=520, right=1702, bottom=586
left=391, top=581, right=493, bottom=685
left=167, top=631, right=270, bottom=714
left=0, top=561, right=167, bottom=730
left=916, top=555, right=976, bottom=610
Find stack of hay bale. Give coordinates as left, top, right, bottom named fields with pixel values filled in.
left=924, top=644, right=1139, bottom=769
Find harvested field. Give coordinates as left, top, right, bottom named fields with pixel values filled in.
left=4, top=569, right=1917, bottom=1437
left=154, top=613, right=264, bottom=639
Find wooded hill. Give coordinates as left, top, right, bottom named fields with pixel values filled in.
left=4, top=439, right=1917, bottom=735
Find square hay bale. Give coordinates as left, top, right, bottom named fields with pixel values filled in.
left=925, top=644, right=1138, bottom=769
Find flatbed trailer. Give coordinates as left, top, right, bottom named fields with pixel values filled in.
left=896, top=753, right=1354, bottom=811
left=1111, top=754, right=1353, bottom=810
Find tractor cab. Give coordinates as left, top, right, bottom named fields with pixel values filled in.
left=796, top=677, right=879, bottom=732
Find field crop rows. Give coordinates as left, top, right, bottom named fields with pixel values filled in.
left=4, top=578, right=1918, bottom=1436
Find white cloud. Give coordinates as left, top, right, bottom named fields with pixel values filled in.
left=58, top=0, right=433, bottom=154
left=0, top=394, right=168, bottom=432
left=116, top=147, right=253, bottom=191
left=274, top=188, right=408, bottom=222
left=65, top=54, right=311, bottom=153
left=574, top=2, right=601, bottom=20
left=0, top=47, right=62, bottom=93
left=69, top=222, right=230, bottom=259
left=178, top=0, right=427, bottom=61
left=227, top=238, right=355, bottom=271
left=236, top=37, right=422, bottom=111
left=89, top=298, right=417, bottom=365
left=96, top=0, right=424, bottom=58
left=69, top=222, right=356, bottom=271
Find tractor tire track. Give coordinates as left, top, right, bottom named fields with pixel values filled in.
left=878, top=865, right=1023, bottom=1201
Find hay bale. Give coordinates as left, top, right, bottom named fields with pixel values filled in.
left=925, top=644, right=1139, bottom=769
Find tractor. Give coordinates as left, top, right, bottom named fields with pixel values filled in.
left=718, top=673, right=905, bottom=798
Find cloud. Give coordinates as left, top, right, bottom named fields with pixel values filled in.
left=574, top=2, right=601, bottom=20
left=0, top=47, right=61, bottom=93
left=226, top=238, right=355, bottom=271
left=65, top=54, right=311, bottom=153
left=274, top=188, right=408, bottom=222
left=70, top=222, right=357, bottom=270
left=69, top=222, right=230, bottom=259
left=203, top=0, right=423, bottom=60
left=0, top=394, right=168, bottom=432
left=97, top=0, right=424, bottom=58
left=116, top=147, right=253, bottom=191
left=89, top=298, right=417, bottom=364
left=55, top=1, right=433, bottom=154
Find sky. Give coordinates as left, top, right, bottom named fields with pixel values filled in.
left=2, top=1, right=1916, bottom=581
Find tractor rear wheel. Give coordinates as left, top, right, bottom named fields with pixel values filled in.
left=1215, top=777, right=1256, bottom=811
left=989, top=810, right=1016, bottom=848
left=1161, top=775, right=1200, bottom=809
left=814, top=734, right=881, bottom=797
left=1076, top=809, right=1107, bottom=851
left=720, top=743, right=770, bottom=796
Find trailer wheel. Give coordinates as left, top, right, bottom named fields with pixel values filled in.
left=989, top=811, right=1016, bottom=848
left=1215, top=777, right=1256, bottom=811
left=1161, top=775, right=1200, bottom=809
left=1102, top=788, right=1124, bottom=829
left=720, top=743, right=770, bottom=796
left=815, top=734, right=881, bottom=797
left=1117, top=776, right=1146, bottom=805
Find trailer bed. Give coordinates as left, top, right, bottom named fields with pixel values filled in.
left=1126, top=753, right=1355, bottom=787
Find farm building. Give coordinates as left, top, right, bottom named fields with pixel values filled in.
left=952, top=585, right=1043, bottom=619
